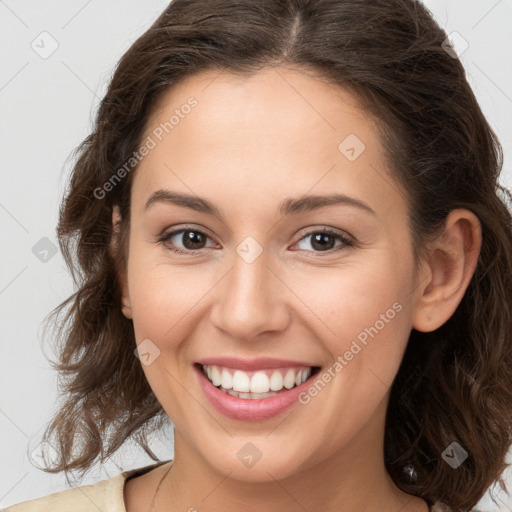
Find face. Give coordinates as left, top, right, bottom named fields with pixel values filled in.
left=120, top=66, right=421, bottom=482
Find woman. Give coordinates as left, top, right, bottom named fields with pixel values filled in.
left=6, top=0, right=512, bottom=511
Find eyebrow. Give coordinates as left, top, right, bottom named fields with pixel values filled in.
left=144, top=189, right=376, bottom=218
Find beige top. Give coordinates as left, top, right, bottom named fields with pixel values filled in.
left=3, top=459, right=459, bottom=512
left=3, top=460, right=172, bottom=512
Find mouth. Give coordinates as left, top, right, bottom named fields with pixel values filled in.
left=194, top=362, right=322, bottom=400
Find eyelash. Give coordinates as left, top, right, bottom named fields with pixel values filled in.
left=158, top=225, right=354, bottom=256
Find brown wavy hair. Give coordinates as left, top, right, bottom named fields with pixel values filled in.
left=38, top=0, right=512, bottom=510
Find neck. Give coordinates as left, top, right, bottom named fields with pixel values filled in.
left=150, top=403, right=428, bottom=512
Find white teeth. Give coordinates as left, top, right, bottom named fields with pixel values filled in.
left=269, top=370, right=283, bottom=391
left=225, top=389, right=280, bottom=399
left=211, top=365, right=222, bottom=386
left=232, top=370, right=250, bottom=392
left=201, top=364, right=314, bottom=395
left=250, top=371, right=270, bottom=393
left=221, top=368, right=232, bottom=389
left=283, top=369, right=296, bottom=389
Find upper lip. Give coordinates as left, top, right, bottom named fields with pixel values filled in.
left=195, top=357, right=320, bottom=371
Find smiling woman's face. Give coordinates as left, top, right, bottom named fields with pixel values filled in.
left=119, top=66, right=422, bottom=482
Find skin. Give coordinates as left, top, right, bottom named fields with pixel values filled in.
left=116, top=66, right=482, bottom=512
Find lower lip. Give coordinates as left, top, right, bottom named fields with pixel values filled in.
left=194, top=364, right=319, bottom=421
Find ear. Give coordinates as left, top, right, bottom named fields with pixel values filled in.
left=412, top=209, right=482, bottom=332
left=111, top=205, right=132, bottom=319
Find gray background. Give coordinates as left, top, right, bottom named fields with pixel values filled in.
left=1, top=0, right=511, bottom=509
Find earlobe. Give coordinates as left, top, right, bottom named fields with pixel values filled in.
left=412, top=209, right=482, bottom=332
left=111, top=205, right=133, bottom=319
left=120, top=273, right=133, bottom=320
left=121, top=303, right=133, bottom=320
left=112, top=204, right=122, bottom=239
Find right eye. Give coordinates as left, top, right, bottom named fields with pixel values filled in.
left=159, top=226, right=218, bottom=255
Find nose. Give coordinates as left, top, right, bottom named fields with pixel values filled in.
left=209, top=246, right=291, bottom=341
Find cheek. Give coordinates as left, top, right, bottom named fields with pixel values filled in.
left=292, top=254, right=412, bottom=344
left=288, top=256, right=415, bottom=411
left=126, top=249, right=218, bottom=343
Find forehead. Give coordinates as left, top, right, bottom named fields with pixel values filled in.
left=131, top=66, right=402, bottom=219
left=143, top=66, right=375, bottom=156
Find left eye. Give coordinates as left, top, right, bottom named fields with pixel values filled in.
left=293, top=228, right=353, bottom=253
left=159, top=227, right=353, bottom=255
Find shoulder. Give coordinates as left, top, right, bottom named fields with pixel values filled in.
left=2, top=460, right=172, bottom=512
left=2, top=473, right=126, bottom=512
